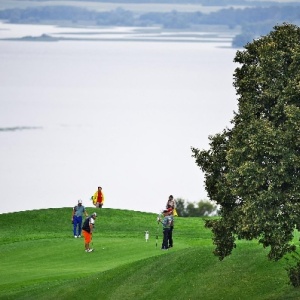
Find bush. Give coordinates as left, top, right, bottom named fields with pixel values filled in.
left=285, top=253, right=300, bottom=287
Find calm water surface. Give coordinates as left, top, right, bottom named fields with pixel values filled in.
left=0, top=25, right=238, bottom=214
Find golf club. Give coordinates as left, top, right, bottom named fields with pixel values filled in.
left=156, top=217, right=160, bottom=248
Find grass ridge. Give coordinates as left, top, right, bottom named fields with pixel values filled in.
left=0, top=208, right=299, bottom=299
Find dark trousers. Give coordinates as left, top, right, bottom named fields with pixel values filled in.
left=73, top=216, right=83, bottom=236
left=162, top=228, right=170, bottom=249
left=168, top=226, right=173, bottom=247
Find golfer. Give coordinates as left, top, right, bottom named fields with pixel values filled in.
left=166, top=195, right=178, bottom=217
left=166, top=195, right=176, bottom=210
left=71, top=199, right=88, bottom=238
left=158, top=209, right=172, bottom=250
left=82, top=212, right=97, bottom=253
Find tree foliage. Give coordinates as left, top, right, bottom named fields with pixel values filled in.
left=175, top=198, right=217, bottom=217
left=192, top=24, right=300, bottom=269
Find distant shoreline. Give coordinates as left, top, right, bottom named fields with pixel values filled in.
left=0, top=23, right=236, bottom=44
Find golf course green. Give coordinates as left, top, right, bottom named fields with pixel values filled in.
left=0, top=208, right=299, bottom=299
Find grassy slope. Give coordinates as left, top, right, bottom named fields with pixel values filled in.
left=0, top=208, right=299, bottom=299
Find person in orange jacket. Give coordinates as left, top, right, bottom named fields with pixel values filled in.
left=92, top=186, right=105, bottom=208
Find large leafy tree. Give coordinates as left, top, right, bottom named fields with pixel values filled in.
left=192, top=23, right=300, bottom=267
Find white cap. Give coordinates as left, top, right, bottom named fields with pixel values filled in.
left=78, top=199, right=82, bottom=204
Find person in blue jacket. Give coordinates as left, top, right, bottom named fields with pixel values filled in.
left=71, top=199, right=88, bottom=238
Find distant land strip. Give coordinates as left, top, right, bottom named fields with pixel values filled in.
left=1, top=34, right=232, bottom=43
left=0, top=126, right=43, bottom=132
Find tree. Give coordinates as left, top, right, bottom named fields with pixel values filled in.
left=186, top=201, right=217, bottom=217
left=192, top=23, right=300, bottom=284
left=197, top=201, right=217, bottom=217
left=186, top=202, right=198, bottom=217
left=175, top=198, right=217, bottom=217
left=175, top=198, right=186, bottom=217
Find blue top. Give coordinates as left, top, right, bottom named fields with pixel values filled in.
left=73, top=205, right=86, bottom=217
left=162, top=216, right=172, bottom=229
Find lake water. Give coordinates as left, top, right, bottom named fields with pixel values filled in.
left=0, top=23, right=238, bottom=214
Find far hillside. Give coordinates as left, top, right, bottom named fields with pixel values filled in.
left=0, top=0, right=300, bottom=47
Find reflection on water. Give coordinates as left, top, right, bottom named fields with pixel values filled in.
left=0, top=21, right=237, bottom=43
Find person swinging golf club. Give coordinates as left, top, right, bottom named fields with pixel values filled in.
left=82, top=212, right=97, bottom=252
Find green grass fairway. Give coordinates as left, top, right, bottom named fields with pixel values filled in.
left=0, top=208, right=299, bottom=299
